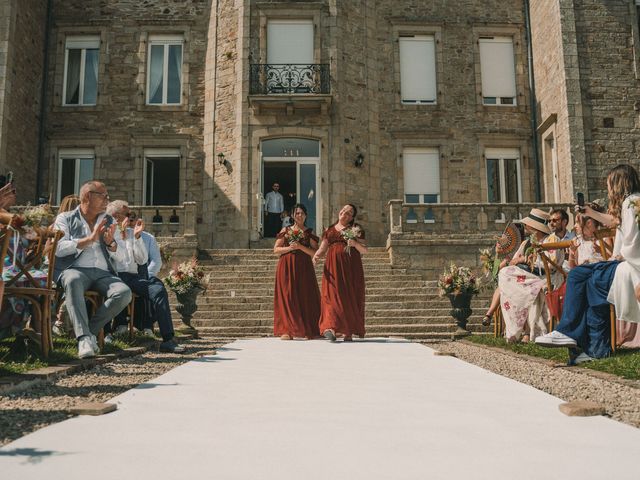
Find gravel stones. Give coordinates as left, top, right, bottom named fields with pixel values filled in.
left=0, top=336, right=227, bottom=446
left=431, top=340, right=640, bottom=429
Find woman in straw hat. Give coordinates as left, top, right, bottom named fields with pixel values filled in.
left=536, top=164, right=640, bottom=362
left=496, top=208, right=558, bottom=343
left=480, top=222, right=524, bottom=326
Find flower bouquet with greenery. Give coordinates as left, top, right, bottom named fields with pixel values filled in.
left=437, top=263, right=480, bottom=297
left=285, top=225, right=305, bottom=244
left=340, top=225, right=362, bottom=255
left=479, top=247, right=500, bottom=287
left=164, top=258, right=208, bottom=295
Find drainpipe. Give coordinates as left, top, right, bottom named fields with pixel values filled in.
left=524, top=0, right=542, bottom=202
left=36, top=0, right=53, bottom=204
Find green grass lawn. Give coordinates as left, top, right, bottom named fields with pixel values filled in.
left=466, top=335, right=640, bottom=380
left=0, top=333, right=155, bottom=377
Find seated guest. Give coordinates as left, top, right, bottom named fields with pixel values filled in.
left=548, top=208, right=575, bottom=242
left=106, top=200, right=185, bottom=353
left=567, top=205, right=605, bottom=268
left=536, top=165, right=640, bottom=363
left=54, top=181, right=131, bottom=359
left=497, top=209, right=560, bottom=343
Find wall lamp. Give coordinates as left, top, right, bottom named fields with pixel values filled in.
left=217, top=152, right=229, bottom=167
left=354, top=152, right=365, bottom=168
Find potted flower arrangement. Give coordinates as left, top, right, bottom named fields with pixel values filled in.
left=437, top=263, right=480, bottom=333
left=164, top=258, right=208, bottom=330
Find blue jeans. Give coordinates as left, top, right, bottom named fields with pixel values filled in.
left=117, top=273, right=175, bottom=342
left=555, top=261, right=619, bottom=358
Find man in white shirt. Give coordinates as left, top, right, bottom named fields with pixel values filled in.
left=264, top=182, right=284, bottom=237
left=54, top=181, right=132, bottom=359
left=107, top=201, right=185, bottom=354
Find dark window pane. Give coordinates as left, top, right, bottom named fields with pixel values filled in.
left=500, top=97, right=514, bottom=105
left=487, top=158, right=501, bottom=203
left=423, top=194, right=439, bottom=203
left=83, top=49, right=99, bottom=104
left=504, top=159, right=519, bottom=202
left=60, top=158, right=76, bottom=199
left=167, top=44, right=182, bottom=104
left=405, top=194, right=420, bottom=203
left=65, top=49, right=81, bottom=104
left=483, top=97, right=497, bottom=105
left=148, top=45, right=164, bottom=104
left=146, top=157, right=179, bottom=205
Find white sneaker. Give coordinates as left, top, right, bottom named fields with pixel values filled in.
left=104, top=334, right=114, bottom=344
left=114, top=325, right=129, bottom=336
left=90, top=334, right=99, bottom=353
left=142, top=328, right=154, bottom=337
left=574, top=352, right=594, bottom=364
left=78, top=336, right=96, bottom=359
left=534, top=330, right=577, bottom=347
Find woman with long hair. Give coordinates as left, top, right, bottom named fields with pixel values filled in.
left=313, top=204, right=367, bottom=342
left=273, top=203, right=320, bottom=340
left=536, top=164, right=640, bottom=362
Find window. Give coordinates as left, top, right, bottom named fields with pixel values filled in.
left=485, top=148, right=521, bottom=203
left=403, top=148, right=440, bottom=204
left=57, top=149, right=95, bottom=203
left=479, top=37, right=517, bottom=106
left=143, top=149, right=180, bottom=205
left=63, top=36, right=99, bottom=106
left=147, top=35, right=184, bottom=105
left=399, top=35, right=437, bottom=104
left=267, top=19, right=314, bottom=64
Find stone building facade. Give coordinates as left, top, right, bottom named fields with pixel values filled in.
left=0, top=0, right=638, bottom=248
left=530, top=0, right=640, bottom=203
left=0, top=0, right=48, bottom=203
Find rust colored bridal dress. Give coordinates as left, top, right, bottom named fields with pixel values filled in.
left=273, top=228, right=321, bottom=338
left=318, top=225, right=366, bottom=337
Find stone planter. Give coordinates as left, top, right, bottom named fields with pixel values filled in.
left=447, top=292, right=473, bottom=335
left=175, top=287, right=204, bottom=331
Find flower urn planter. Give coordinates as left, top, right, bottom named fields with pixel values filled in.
left=175, top=287, right=203, bottom=332
left=447, top=292, right=473, bottom=335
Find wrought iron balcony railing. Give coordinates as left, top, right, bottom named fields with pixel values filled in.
left=250, top=64, right=330, bottom=95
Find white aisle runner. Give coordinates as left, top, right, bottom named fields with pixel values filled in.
left=1, top=338, right=639, bottom=479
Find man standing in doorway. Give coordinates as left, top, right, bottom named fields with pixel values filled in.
left=264, top=182, right=284, bottom=237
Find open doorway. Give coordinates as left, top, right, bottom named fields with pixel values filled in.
left=263, top=162, right=296, bottom=237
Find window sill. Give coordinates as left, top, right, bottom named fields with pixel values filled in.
left=136, top=103, right=189, bottom=112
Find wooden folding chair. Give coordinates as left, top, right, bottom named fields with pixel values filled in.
left=0, top=224, right=12, bottom=306
left=4, top=229, right=63, bottom=357
left=493, top=307, right=504, bottom=338
left=537, top=240, right=572, bottom=331
left=594, top=227, right=618, bottom=353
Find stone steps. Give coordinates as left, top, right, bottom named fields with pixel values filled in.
left=177, top=248, right=487, bottom=341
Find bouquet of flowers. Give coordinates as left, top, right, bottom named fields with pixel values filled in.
left=437, top=263, right=480, bottom=296
left=9, top=204, right=55, bottom=240
left=285, top=225, right=305, bottom=244
left=164, top=258, right=208, bottom=295
left=341, top=225, right=362, bottom=255
left=479, top=247, right=500, bottom=287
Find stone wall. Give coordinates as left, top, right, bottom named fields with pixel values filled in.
left=530, top=0, right=640, bottom=204
left=0, top=0, right=47, bottom=203
left=42, top=0, right=210, bottom=213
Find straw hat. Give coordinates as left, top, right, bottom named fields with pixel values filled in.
left=496, top=223, right=523, bottom=260
left=520, top=208, right=551, bottom=234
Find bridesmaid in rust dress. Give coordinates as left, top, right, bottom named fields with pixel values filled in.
left=273, top=203, right=321, bottom=340
left=313, top=204, right=368, bottom=342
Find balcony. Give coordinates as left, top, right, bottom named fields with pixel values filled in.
left=248, top=64, right=332, bottom=115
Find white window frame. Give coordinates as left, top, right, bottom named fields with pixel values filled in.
left=479, top=36, right=517, bottom=106
left=57, top=148, right=95, bottom=203
left=399, top=35, right=437, bottom=104
left=142, top=148, right=181, bottom=206
left=485, top=148, right=522, bottom=205
left=62, top=36, right=100, bottom=106
left=402, top=148, right=440, bottom=223
left=146, top=35, right=184, bottom=105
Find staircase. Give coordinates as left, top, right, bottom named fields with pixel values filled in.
left=170, top=248, right=493, bottom=341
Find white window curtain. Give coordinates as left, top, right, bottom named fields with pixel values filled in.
left=64, top=36, right=99, bottom=106
left=267, top=20, right=314, bottom=64
left=485, top=148, right=521, bottom=203
left=403, top=148, right=440, bottom=201
left=148, top=35, right=184, bottom=105
left=479, top=37, right=517, bottom=99
left=399, top=35, right=437, bottom=103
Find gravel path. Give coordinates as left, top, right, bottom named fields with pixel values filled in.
left=0, top=336, right=226, bottom=447
left=431, top=340, right=640, bottom=429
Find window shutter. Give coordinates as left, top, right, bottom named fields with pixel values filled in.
left=267, top=20, right=314, bottom=64
left=403, top=148, right=440, bottom=197
left=479, top=37, right=516, bottom=98
left=400, top=36, right=436, bottom=103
